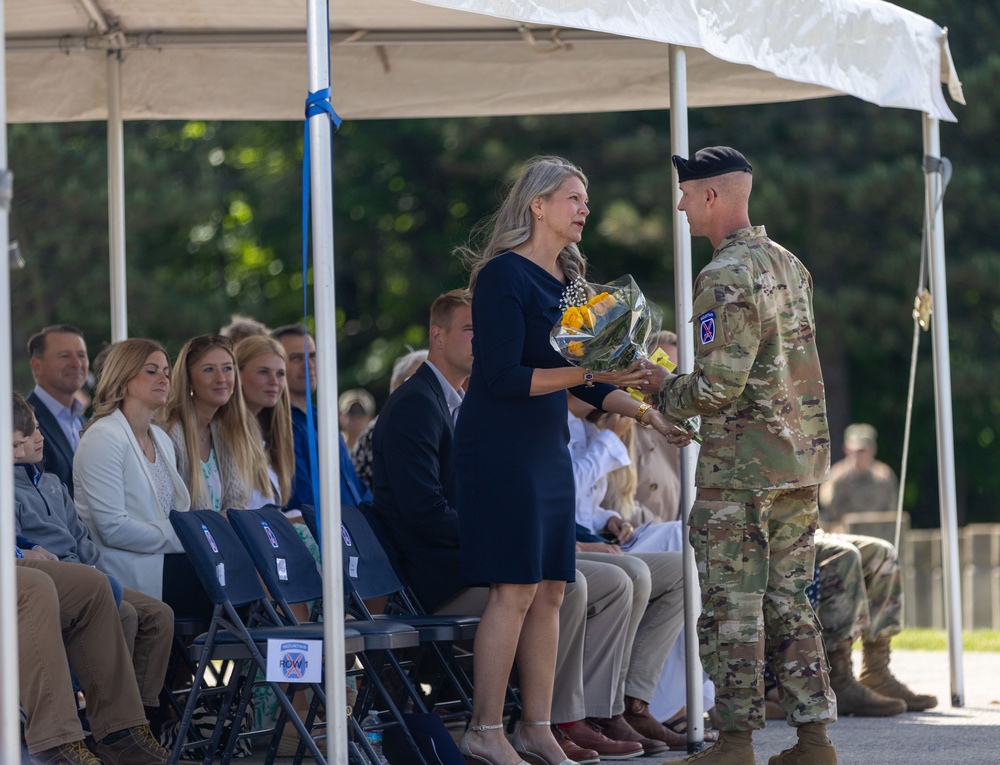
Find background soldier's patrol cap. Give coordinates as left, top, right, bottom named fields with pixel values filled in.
left=671, top=146, right=753, bottom=182
left=844, top=423, right=878, bottom=449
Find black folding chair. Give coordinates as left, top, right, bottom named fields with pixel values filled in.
left=168, top=509, right=333, bottom=765
left=337, top=504, right=480, bottom=720
left=306, top=504, right=521, bottom=724
left=226, top=506, right=432, bottom=765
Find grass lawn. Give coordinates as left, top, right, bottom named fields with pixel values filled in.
left=888, top=629, right=1000, bottom=652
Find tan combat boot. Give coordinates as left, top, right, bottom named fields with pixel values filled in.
left=679, top=730, right=755, bottom=765
left=859, top=635, right=938, bottom=711
left=767, top=722, right=837, bottom=765
left=827, top=640, right=906, bottom=716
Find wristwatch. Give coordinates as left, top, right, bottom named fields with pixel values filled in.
left=634, top=402, right=652, bottom=426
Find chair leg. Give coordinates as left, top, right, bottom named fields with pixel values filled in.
left=169, top=621, right=221, bottom=764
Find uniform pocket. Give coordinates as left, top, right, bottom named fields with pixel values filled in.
left=689, top=499, right=748, bottom=586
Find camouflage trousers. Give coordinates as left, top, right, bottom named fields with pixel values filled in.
left=815, top=530, right=902, bottom=646
left=689, top=486, right=837, bottom=732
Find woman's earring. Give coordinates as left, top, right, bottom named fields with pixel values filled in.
left=536, top=213, right=543, bottom=220
left=189, top=388, right=194, bottom=398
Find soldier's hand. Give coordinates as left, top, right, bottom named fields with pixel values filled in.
left=633, top=360, right=670, bottom=394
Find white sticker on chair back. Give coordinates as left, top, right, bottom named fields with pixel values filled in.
left=267, top=639, right=323, bottom=683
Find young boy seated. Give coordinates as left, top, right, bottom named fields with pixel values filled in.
left=13, top=398, right=174, bottom=718
left=13, top=392, right=169, bottom=765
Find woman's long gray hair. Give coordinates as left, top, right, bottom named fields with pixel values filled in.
left=459, top=156, right=589, bottom=291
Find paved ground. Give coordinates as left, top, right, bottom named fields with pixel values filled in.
left=250, top=649, right=1000, bottom=763
left=655, top=650, right=1000, bottom=765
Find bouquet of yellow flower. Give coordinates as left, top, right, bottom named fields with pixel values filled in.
left=550, top=275, right=662, bottom=372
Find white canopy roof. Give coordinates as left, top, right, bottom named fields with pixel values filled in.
left=5, top=0, right=963, bottom=123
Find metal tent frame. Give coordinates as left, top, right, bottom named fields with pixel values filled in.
left=0, top=1, right=965, bottom=761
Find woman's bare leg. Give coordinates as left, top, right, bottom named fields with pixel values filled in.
left=465, top=583, right=538, bottom=765
left=512, top=579, right=567, bottom=765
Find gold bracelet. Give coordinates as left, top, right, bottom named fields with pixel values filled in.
left=583, top=370, right=595, bottom=387
left=634, top=402, right=652, bottom=425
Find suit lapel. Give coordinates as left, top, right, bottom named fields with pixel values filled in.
left=416, top=363, right=453, bottom=429
left=29, top=394, right=75, bottom=467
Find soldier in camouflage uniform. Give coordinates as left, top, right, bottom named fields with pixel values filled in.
left=814, top=532, right=908, bottom=716
left=639, top=147, right=837, bottom=765
left=817, top=424, right=937, bottom=713
left=819, top=423, right=898, bottom=529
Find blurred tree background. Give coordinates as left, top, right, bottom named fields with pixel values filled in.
left=8, top=0, right=996, bottom=527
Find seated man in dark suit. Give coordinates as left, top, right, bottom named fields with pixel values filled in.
left=26, top=324, right=90, bottom=496
left=371, top=289, right=646, bottom=761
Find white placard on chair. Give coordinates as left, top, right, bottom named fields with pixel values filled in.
left=266, top=639, right=323, bottom=683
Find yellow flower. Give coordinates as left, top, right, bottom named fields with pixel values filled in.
left=581, top=309, right=595, bottom=329
left=567, top=340, right=585, bottom=357
left=586, top=291, right=610, bottom=307
left=590, top=293, right=617, bottom=317
left=561, top=307, right=584, bottom=329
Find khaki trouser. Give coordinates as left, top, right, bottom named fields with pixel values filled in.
left=17, top=560, right=147, bottom=752
left=435, top=561, right=633, bottom=723
left=577, top=551, right=686, bottom=711
left=120, top=588, right=174, bottom=706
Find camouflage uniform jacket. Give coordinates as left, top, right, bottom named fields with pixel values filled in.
left=657, top=225, right=830, bottom=490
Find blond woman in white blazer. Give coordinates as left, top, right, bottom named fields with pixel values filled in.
left=74, top=339, right=191, bottom=601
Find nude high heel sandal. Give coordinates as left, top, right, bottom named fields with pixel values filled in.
left=460, top=722, right=530, bottom=765
left=512, top=720, right=579, bottom=765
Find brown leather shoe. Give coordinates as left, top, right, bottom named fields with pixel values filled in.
left=561, top=720, right=643, bottom=760
left=588, top=714, right=668, bottom=755
left=623, top=695, right=686, bottom=748
left=552, top=725, right=600, bottom=765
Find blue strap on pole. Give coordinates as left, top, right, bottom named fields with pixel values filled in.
left=301, top=87, right=341, bottom=544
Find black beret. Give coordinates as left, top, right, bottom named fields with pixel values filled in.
left=671, top=146, right=752, bottom=182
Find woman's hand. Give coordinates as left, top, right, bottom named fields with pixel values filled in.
left=576, top=541, right=622, bottom=555
left=592, top=362, right=652, bottom=390
left=604, top=516, right=634, bottom=545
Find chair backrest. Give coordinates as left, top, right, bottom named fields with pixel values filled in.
left=169, top=509, right=266, bottom=607
left=340, top=503, right=406, bottom=602
left=227, top=506, right=324, bottom=609
left=299, top=504, right=319, bottom=543
left=300, top=501, right=405, bottom=572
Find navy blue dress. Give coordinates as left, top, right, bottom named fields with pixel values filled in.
left=455, top=251, right=615, bottom=586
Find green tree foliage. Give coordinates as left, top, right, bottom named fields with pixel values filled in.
left=7, top=0, right=997, bottom=526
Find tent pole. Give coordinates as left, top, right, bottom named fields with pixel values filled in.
left=306, top=0, right=348, bottom=761
left=921, top=114, right=964, bottom=707
left=0, top=1, right=22, bottom=760
left=107, top=50, right=128, bottom=341
left=669, top=43, right=705, bottom=752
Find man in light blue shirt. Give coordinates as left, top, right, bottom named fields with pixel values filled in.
left=26, top=324, right=90, bottom=495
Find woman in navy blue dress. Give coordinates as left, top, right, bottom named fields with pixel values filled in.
left=454, top=157, right=683, bottom=765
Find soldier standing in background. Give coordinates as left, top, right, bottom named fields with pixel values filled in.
left=639, top=146, right=837, bottom=765
left=819, top=423, right=897, bottom=529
